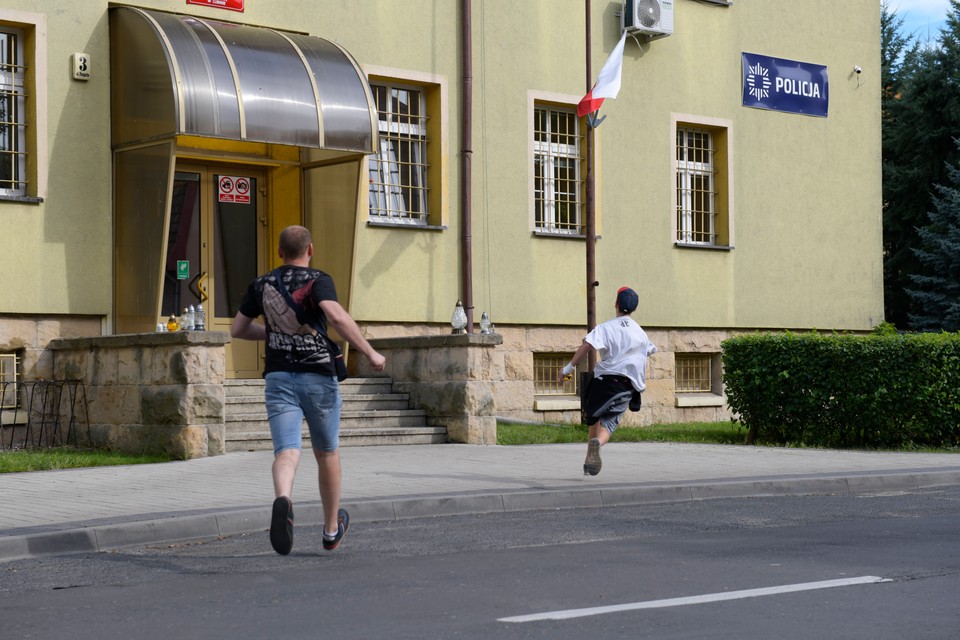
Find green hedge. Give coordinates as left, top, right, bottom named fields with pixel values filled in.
left=721, top=329, right=960, bottom=448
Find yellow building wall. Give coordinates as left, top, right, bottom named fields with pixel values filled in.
left=0, top=3, right=112, bottom=316
left=298, top=0, right=882, bottom=332
left=463, top=0, right=883, bottom=331
left=0, top=0, right=883, bottom=335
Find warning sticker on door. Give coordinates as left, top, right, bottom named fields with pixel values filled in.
left=218, top=175, right=251, bottom=204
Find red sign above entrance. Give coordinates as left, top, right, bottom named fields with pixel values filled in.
left=187, top=0, right=244, bottom=12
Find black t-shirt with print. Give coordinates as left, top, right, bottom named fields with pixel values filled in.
left=237, top=265, right=338, bottom=377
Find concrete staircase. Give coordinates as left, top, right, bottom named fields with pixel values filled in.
left=224, top=377, right=447, bottom=451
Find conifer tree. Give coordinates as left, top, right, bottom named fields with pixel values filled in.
left=906, top=153, right=960, bottom=332
left=882, top=0, right=960, bottom=328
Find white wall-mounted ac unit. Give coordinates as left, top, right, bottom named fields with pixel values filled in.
left=623, top=0, right=674, bottom=38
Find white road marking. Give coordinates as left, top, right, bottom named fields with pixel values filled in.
left=498, top=575, right=891, bottom=623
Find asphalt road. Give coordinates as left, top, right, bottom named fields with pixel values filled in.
left=3, top=486, right=959, bottom=639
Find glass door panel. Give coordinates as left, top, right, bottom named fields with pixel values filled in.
left=213, top=177, right=259, bottom=319
left=162, top=165, right=266, bottom=378
left=210, top=173, right=264, bottom=378
left=162, top=172, right=202, bottom=318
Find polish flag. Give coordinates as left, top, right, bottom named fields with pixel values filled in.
left=577, top=32, right=628, bottom=118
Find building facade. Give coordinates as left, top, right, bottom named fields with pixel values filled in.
left=0, top=0, right=883, bottom=443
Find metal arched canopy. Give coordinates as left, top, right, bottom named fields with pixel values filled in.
left=109, top=6, right=377, bottom=154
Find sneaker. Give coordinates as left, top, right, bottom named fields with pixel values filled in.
left=323, top=508, right=350, bottom=551
left=270, top=496, right=294, bottom=555
left=583, top=438, right=602, bottom=476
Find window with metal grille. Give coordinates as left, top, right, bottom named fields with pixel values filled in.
left=534, top=106, right=582, bottom=235
left=368, top=82, right=429, bottom=225
left=676, top=127, right=716, bottom=245
left=0, top=28, right=26, bottom=196
left=675, top=353, right=713, bottom=393
left=534, top=353, right=577, bottom=395
left=0, top=352, right=19, bottom=408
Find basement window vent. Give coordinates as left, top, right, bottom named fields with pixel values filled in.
left=1, top=353, right=19, bottom=409
left=675, top=353, right=714, bottom=393
left=674, top=351, right=726, bottom=408
left=534, top=352, right=578, bottom=396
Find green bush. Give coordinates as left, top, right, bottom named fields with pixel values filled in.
left=721, top=329, right=960, bottom=448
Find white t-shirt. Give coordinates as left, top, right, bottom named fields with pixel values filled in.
left=587, top=315, right=657, bottom=392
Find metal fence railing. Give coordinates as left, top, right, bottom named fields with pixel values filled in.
left=0, top=380, right=90, bottom=450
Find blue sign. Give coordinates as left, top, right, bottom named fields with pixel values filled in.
left=742, top=52, right=829, bottom=117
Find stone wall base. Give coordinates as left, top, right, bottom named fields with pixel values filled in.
left=355, top=333, right=501, bottom=444
left=0, top=315, right=102, bottom=380
left=48, top=332, right=228, bottom=459
left=88, top=423, right=224, bottom=459
left=356, top=323, right=738, bottom=430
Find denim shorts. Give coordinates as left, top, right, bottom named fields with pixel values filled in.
left=264, top=371, right=342, bottom=454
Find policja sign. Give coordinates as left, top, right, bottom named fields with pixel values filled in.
left=742, top=52, right=829, bottom=117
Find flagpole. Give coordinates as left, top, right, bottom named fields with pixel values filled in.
left=584, top=0, right=598, bottom=371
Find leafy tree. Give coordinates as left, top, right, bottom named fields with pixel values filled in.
left=906, top=151, right=960, bottom=331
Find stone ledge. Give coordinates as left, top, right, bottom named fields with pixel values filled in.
left=534, top=398, right=581, bottom=411
left=367, top=333, right=503, bottom=350
left=675, top=394, right=726, bottom=408
left=48, top=331, right=231, bottom=350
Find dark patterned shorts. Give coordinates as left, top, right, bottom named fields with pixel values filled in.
left=584, top=375, right=640, bottom=432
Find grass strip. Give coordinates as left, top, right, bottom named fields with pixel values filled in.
left=497, top=421, right=750, bottom=446
left=0, top=449, right=173, bottom=473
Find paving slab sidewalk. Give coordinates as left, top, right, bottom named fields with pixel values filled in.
left=2, top=443, right=960, bottom=562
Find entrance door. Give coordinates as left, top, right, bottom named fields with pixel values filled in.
left=162, top=164, right=267, bottom=378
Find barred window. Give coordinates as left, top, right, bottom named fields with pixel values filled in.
left=368, top=82, right=428, bottom=225
left=534, top=106, right=582, bottom=235
left=674, top=117, right=732, bottom=248
left=675, top=353, right=713, bottom=393
left=676, top=127, right=716, bottom=245
left=0, top=28, right=26, bottom=196
left=534, top=353, right=577, bottom=395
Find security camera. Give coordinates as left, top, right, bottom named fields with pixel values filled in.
left=854, top=66, right=862, bottom=74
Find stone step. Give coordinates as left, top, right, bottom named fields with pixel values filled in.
left=227, top=410, right=429, bottom=430
left=225, top=426, right=448, bottom=451
left=225, top=378, right=396, bottom=396
left=226, top=393, right=413, bottom=411
left=223, top=377, right=444, bottom=447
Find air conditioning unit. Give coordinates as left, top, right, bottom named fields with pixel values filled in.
left=623, top=0, right=674, bottom=38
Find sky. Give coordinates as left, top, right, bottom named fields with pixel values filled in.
left=888, top=0, right=953, bottom=41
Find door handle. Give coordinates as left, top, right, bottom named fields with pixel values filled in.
left=189, top=272, right=209, bottom=303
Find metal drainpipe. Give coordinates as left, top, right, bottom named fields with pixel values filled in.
left=585, top=0, right=598, bottom=370
left=461, top=0, right=475, bottom=331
